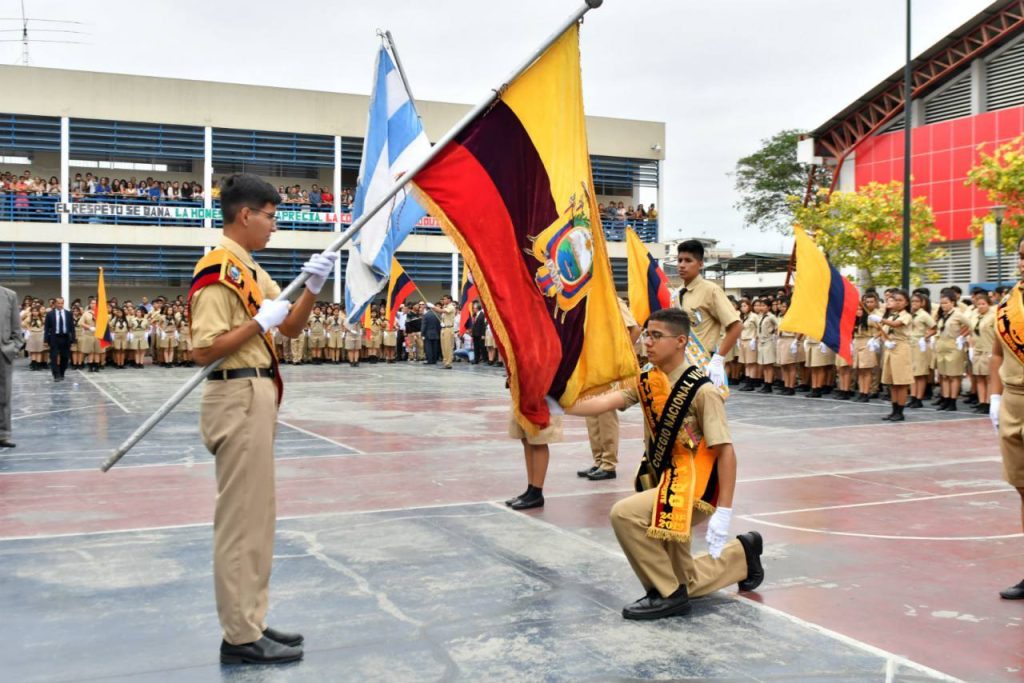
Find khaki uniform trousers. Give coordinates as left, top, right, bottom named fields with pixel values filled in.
left=441, top=327, right=454, bottom=367
left=585, top=410, right=619, bottom=471
left=1000, top=388, right=1024, bottom=487
left=290, top=335, right=306, bottom=362
left=611, top=488, right=748, bottom=599
left=200, top=377, right=279, bottom=645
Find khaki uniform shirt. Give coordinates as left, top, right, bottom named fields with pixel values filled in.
left=440, top=303, right=456, bottom=328
left=937, top=309, right=969, bottom=340
left=620, top=362, right=732, bottom=448
left=741, top=313, right=760, bottom=341
left=972, top=310, right=996, bottom=354
left=757, top=313, right=778, bottom=344
left=910, top=310, right=935, bottom=339
left=884, top=310, right=913, bottom=342
left=190, top=235, right=281, bottom=370
left=674, top=275, right=739, bottom=353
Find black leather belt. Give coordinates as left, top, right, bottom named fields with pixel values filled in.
left=207, top=367, right=276, bottom=381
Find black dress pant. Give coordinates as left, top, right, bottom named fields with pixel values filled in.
left=425, top=338, right=440, bottom=364
left=49, top=334, right=71, bottom=378
left=472, top=335, right=486, bottom=364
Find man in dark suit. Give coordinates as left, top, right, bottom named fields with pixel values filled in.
left=0, top=285, right=23, bottom=447
left=470, top=302, right=487, bottom=365
left=422, top=302, right=441, bottom=365
left=44, top=297, right=75, bottom=382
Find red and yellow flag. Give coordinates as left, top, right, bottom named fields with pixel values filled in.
left=95, top=267, right=111, bottom=349
left=625, top=227, right=671, bottom=328
left=386, top=258, right=417, bottom=330
left=412, top=24, right=637, bottom=431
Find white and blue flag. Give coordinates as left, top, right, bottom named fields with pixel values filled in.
left=345, top=45, right=430, bottom=322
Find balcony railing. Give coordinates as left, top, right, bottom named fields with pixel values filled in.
left=0, top=192, right=658, bottom=242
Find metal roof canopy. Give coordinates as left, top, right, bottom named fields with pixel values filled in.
left=705, top=252, right=791, bottom=274
left=811, top=0, right=1024, bottom=162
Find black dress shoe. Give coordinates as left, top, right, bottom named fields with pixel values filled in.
left=808, top=389, right=821, bottom=398
left=622, top=585, right=690, bottom=620
left=0, top=440, right=15, bottom=448
left=737, top=531, right=764, bottom=592
left=504, top=490, right=528, bottom=506
left=577, top=466, right=599, bottom=478
left=587, top=468, right=617, bottom=481
left=220, top=636, right=303, bottom=665
left=509, top=491, right=544, bottom=510
left=262, top=626, right=303, bottom=647
left=1000, top=580, right=1024, bottom=599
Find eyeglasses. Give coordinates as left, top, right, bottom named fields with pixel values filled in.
left=639, top=330, right=680, bottom=342
left=249, top=207, right=278, bottom=224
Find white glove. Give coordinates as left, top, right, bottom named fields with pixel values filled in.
left=22, top=330, right=28, bottom=339
left=790, top=341, right=798, bottom=354
left=705, top=507, right=732, bottom=559
left=127, top=332, right=133, bottom=342
left=955, top=336, right=965, bottom=351
left=867, top=338, right=880, bottom=353
left=929, top=337, right=936, bottom=349
left=706, top=353, right=726, bottom=388
left=918, top=338, right=927, bottom=352
left=884, top=340, right=896, bottom=350
left=868, top=314, right=883, bottom=324
left=991, top=394, right=1001, bottom=433
left=544, top=395, right=565, bottom=417
left=253, top=298, right=291, bottom=333
left=301, top=251, right=338, bottom=295
left=748, top=339, right=756, bottom=351
left=818, top=342, right=828, bottom=354
left=968, top=347, right=975, bottom=362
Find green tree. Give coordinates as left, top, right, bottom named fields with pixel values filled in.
left=790, top=181, right=945, bottom=288
left=733, top=129, right=832, bottom=234
left=965, top=134, right=1024, bottom=252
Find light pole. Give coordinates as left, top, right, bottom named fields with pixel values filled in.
left=993, top=204, right=1006, bottom=290
left=901, top=0, right=913, bottom=292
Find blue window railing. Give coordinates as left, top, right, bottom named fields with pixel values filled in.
left=0, top=193, right=60, bottom=223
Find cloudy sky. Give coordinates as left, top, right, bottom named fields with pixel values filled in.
left=1, top=0, right=997, bottom=253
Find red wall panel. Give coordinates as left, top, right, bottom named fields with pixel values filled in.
left=855, top=105, right=1024, bottom=240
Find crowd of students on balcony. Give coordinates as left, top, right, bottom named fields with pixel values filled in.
left=598, top=200, right=658, bottom=223
left=0, top=170, right=360, bottom=212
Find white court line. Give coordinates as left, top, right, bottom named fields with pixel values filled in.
left=11, top=404, right=99, bottom=421
left=275, top=417, right=367, bottom=455
left=750, top=488, right=1010, bottom=517
left=0, top=441, right=529, bottom=476
left=737, top=456, right=1000, bottom=483
left=76, top=369, right=130, bottom=414
left=737, top=516, right=1023, bottom=542
left=486, top=502, right=962, bottom=683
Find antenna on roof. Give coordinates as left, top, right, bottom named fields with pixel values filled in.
left=0, top=1, right=88, bottom=65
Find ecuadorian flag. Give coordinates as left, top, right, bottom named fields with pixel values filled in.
left=625, top=227, right=670, bottom=327
left=457, top=266, right=479, bottom=334
left=412, top=24, right=637, bottom=432
left=779, top=226, right=859, bottom=363
left=95, top=267, right=112, bottom=349
left=386, top=258, right=417, bottom=330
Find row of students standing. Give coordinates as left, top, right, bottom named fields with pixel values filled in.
left=20, top=298, right=194, bottom=372
left=727, top=286, right=1000, bottom=421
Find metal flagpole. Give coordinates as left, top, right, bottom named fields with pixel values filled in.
left=381, top=29, right=420, bottom=114
left=101, top=0, right=605, bottom=472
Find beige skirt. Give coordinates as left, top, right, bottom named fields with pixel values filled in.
left=881, top=342, right=913, bottom=386
left=756, top=339, right=776, bottom=365
left=776, top=336, right=798, bottom=365
left=508, top=413, right=563, bottom=445
left=806, top=341, right=835, bottom=368
left=972, top=350, right=991, bottom=376
left=738, top=339, right=757, bottom=364
left=852, top=337, right=878, bottom=370
left=911, top=339, right=932, bottom=376
left=935, top=338, right=966, bottom=377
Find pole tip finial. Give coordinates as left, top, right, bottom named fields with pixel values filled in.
left=586, top=0, right=604, bottom=8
